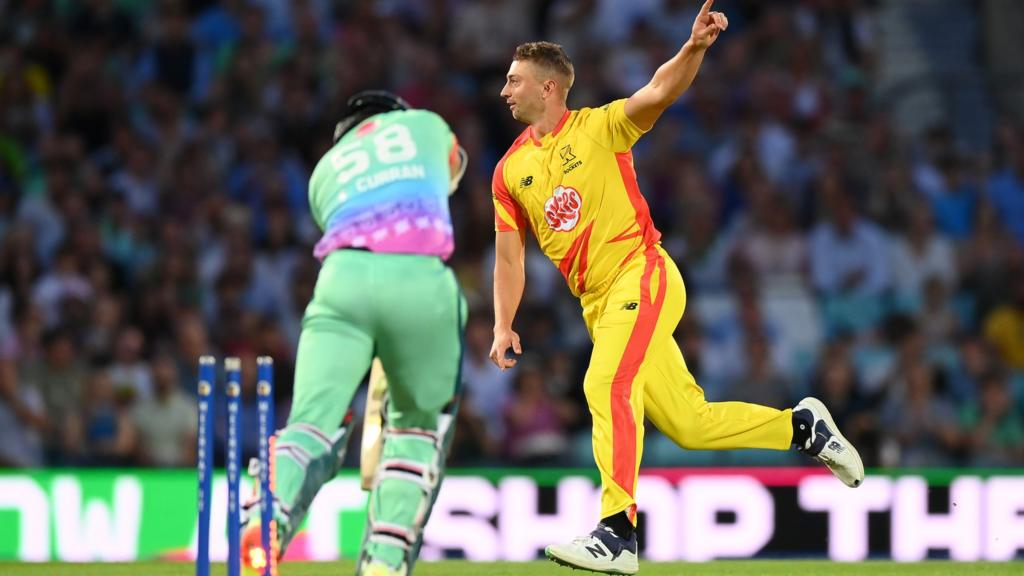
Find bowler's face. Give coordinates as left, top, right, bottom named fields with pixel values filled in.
left=500, top=60, right=545, bottom=125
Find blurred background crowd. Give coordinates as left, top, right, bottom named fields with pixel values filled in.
left=1, top=0, right=1023, bottom=471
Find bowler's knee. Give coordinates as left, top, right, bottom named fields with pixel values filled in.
left=583, top=369, right=615, bottom=403
left=656, top=402, right=712, bottom=450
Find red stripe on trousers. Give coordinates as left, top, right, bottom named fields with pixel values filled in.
left=610, top=247, right=667, bottom=509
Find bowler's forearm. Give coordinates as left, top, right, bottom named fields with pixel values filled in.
left=646, top=41, right=707, bottom=106
left=493, top=258, right=525, bottom=331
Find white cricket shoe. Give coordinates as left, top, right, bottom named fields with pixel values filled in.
left=545, top=523, right=639, bottom=575
left=794, top=397, right=865, bottom=487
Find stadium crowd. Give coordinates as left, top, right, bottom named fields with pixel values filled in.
left=1, top=0, right=1022, bottom=471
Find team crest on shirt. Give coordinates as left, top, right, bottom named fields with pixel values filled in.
left=544, top=186, right=582, bottom=232
left=560, top=145, right=583, bottom=174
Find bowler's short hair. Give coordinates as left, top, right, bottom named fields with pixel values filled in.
left=514, top=41, right=574, bottom=90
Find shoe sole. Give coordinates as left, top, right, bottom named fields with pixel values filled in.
left=545, top=547, right=639, bottom=575
left=800, top=397, right=864, bottom=487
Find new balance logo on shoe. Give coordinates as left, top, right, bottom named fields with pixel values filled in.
left=586, top=544, right=607, bottom=559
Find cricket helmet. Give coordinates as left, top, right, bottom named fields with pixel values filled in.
left=333, top=90, right=411, bottom=143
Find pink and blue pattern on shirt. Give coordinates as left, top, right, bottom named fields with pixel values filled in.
left=313, top=197, right=454, bottom=261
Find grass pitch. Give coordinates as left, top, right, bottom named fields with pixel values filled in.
left=0, top=561, right=1020, bottom=575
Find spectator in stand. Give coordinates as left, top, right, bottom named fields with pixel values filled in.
left=962, top=371, right=1024, bottom=466
left=733, top=194, right=808, bottom=289
left=108, top=325, right=153, bottom=402
left=986, top=124, right=1024, bottom=245
left=984, top=274, right=1024, bottom=370
left=449, top=393, right=499, bottom=465
left=918, top=277, right=959, bottom=345
left=881, top=362, right=962, bottom=467
left=67, top=366, right=138, bottom=466
left=810, top=186, right=890, bottom=298
left=725, top=333, right=792, bottom=409
left=133, top=354, right=196, bottom=467
left=461, top=313, right=515, bottom=442
left=0, top=338, right=46, bottom=467
left=503, top=357, right=580, bottom=465
left=19, top=327, right=87, bottom=459
left=959, top=202, right=1021, bottom=320
left=949, top=335, right=998, bottom=402
left=926, top=154, right=977, bottom=241
left=32, top=244, right=92, bottom=329
left=889, top=203, right=957, bottom=303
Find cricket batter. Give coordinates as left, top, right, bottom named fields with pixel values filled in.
left=242, top=91, right=468, bottom=576
left=488, top=3, right=863, bottom=573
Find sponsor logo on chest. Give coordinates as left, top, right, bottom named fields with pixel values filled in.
left=544, top=185, right=582, bottom=232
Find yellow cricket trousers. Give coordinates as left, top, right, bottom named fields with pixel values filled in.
left=580, top=244, right=794, bottom=522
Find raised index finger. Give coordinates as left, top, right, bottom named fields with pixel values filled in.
left=700, top=0, right=714, bottom=17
